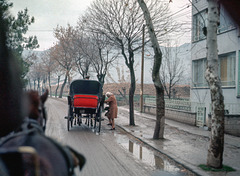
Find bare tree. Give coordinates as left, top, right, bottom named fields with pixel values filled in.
left=71, top=24, right=92, bottom=79
left=85, top=0, right=175, bottom=126
left=74, top=18, right=119, bottom=85
left=26, top=53, right=48, bottom=92
left=40, top=50, right=55, bottom=97
left=24, top=52, right=38, bottom=89
left=137, top=0, right=165, bottom=139
left=73, top=44, right=92, bottom=79
left=31, top=63, right=45, bottom=93
left=52, top=24, right=75, bottom=98
left=161, top=40, right=185, bottom=98
left=51, top=62, right=64, bottom=98
left=88, top=32, right=119, bottom=85
left=27, top=70, right=37, bottom=90
left=205, top=0, right=225, bottom=168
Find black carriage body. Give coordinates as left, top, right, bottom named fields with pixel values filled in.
left=69, top=79, right=103, bottom=114
left=69, top=79, right=102, bottom=98
left=67, top=79, right=104, bottom=132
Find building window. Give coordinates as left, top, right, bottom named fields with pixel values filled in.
left=219, top=52, right=236, bottom=86
left=192, top=10, right=207, bottom=42
left=218, top=6, right=235, bottom=33
left=193, top=7, right=236, bottom=42
left=192, top=58, right=207, bottom=87
left=192, top=52, right=236, bottom=88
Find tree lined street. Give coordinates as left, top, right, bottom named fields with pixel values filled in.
left=2, top=0, right=239, bottom=174
left=45, top=98, right=153, bottom=176
left=45, top=98, right=198, bottom=176
left=45, top=98, right=240, bottom=176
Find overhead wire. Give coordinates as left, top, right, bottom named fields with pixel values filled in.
left=174, top=10, right=191, bottom=19
left=169, top=3, right=192, bottom=18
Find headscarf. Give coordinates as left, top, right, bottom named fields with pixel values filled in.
left=105, top=92, right=113, bottom=97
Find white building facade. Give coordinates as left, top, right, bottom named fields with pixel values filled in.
left=190, top=0, right=240, bottom=125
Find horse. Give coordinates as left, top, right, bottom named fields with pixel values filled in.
left=26, top=90, right=48, bottom=132
left=0, top=8, right=85, bottom=175
left=0, top=90, right=86, bottom=176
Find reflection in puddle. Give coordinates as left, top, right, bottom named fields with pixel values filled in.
left=115, top=133, right=187, bottom=175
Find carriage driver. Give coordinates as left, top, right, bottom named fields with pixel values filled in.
left=85, top=75, right=90, bottom=80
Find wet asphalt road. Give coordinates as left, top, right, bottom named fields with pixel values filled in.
left=45, top=98, right=153, bottom=176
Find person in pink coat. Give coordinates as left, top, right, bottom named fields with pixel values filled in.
left=104, top=92, right=118, bottom=130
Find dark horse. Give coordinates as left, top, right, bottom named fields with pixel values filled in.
left=0, top=90, right=85, bottom=176
left=0, top=7, right=85, bottom=176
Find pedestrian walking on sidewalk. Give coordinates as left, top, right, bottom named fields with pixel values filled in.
left=104, top=92, right=118, bottom=130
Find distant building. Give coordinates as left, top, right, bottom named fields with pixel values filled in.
left=190, top=0, right=240, bottom=125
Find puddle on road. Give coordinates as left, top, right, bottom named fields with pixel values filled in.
left=114, top=132, right=192, bottom=176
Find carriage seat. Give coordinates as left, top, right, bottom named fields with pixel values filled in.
left=73, top=95, right=98, bottom=108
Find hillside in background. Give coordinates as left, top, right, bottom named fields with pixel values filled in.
left=103, top=83, right=190, bottom=98
left=105, top=43, right=191, bottom=85
left=50, top=83, right=190, bottom=99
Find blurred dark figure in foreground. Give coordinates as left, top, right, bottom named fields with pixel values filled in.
left=0, top=4, right=24, bottom=137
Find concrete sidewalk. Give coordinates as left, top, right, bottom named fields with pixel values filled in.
left=116, top=106, right=240, bottom=176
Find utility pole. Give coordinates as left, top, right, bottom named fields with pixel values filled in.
left=140, top=24, right=145, bottom=113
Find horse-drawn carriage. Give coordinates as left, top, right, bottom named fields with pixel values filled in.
left=66, top=79, right=104, bottom=133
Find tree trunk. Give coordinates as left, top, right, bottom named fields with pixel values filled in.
left=206, top=0, right=225, bottom=168
left=154, top=80, right=165, bottom=139
left=48, top=72, right=52, bottom=97
left=137, top=0, right=165, bottom=139
left=55, top=75, right=60, bottom=98
left=118, top=87, right=129, bottom=105
left=121, top=42, right=136, bottom=126
left=33, top=80, right=36, bottom=90
left=168, top=82, right=172, bottom=99
left=42, top=78, right=46, bottom=94
left=97, top=73, right=105, bottom=86
left=129, top=64, right=136, bottom=126
left=28, top=78, right=32, bottom=90
left=37, top=78, right=40, bottom=94
left=59, top=71, right=68, bottom=98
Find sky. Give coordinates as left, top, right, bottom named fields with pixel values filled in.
left=10, top=0, right=191, bottom=51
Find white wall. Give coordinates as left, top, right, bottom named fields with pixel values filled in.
left=190, top=0, right=240, bottom=123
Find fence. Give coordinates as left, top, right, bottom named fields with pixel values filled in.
left=115, top=94, right=155, bottom=106
left=144, top=97, right=205, bottom=113
left=116, top=95, right=240, bottom=115
left=144, top=97, right=240, bottom=136
left=209, top=103, right=240, bottom=114
left=144, top=97, right=200, bottom=126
